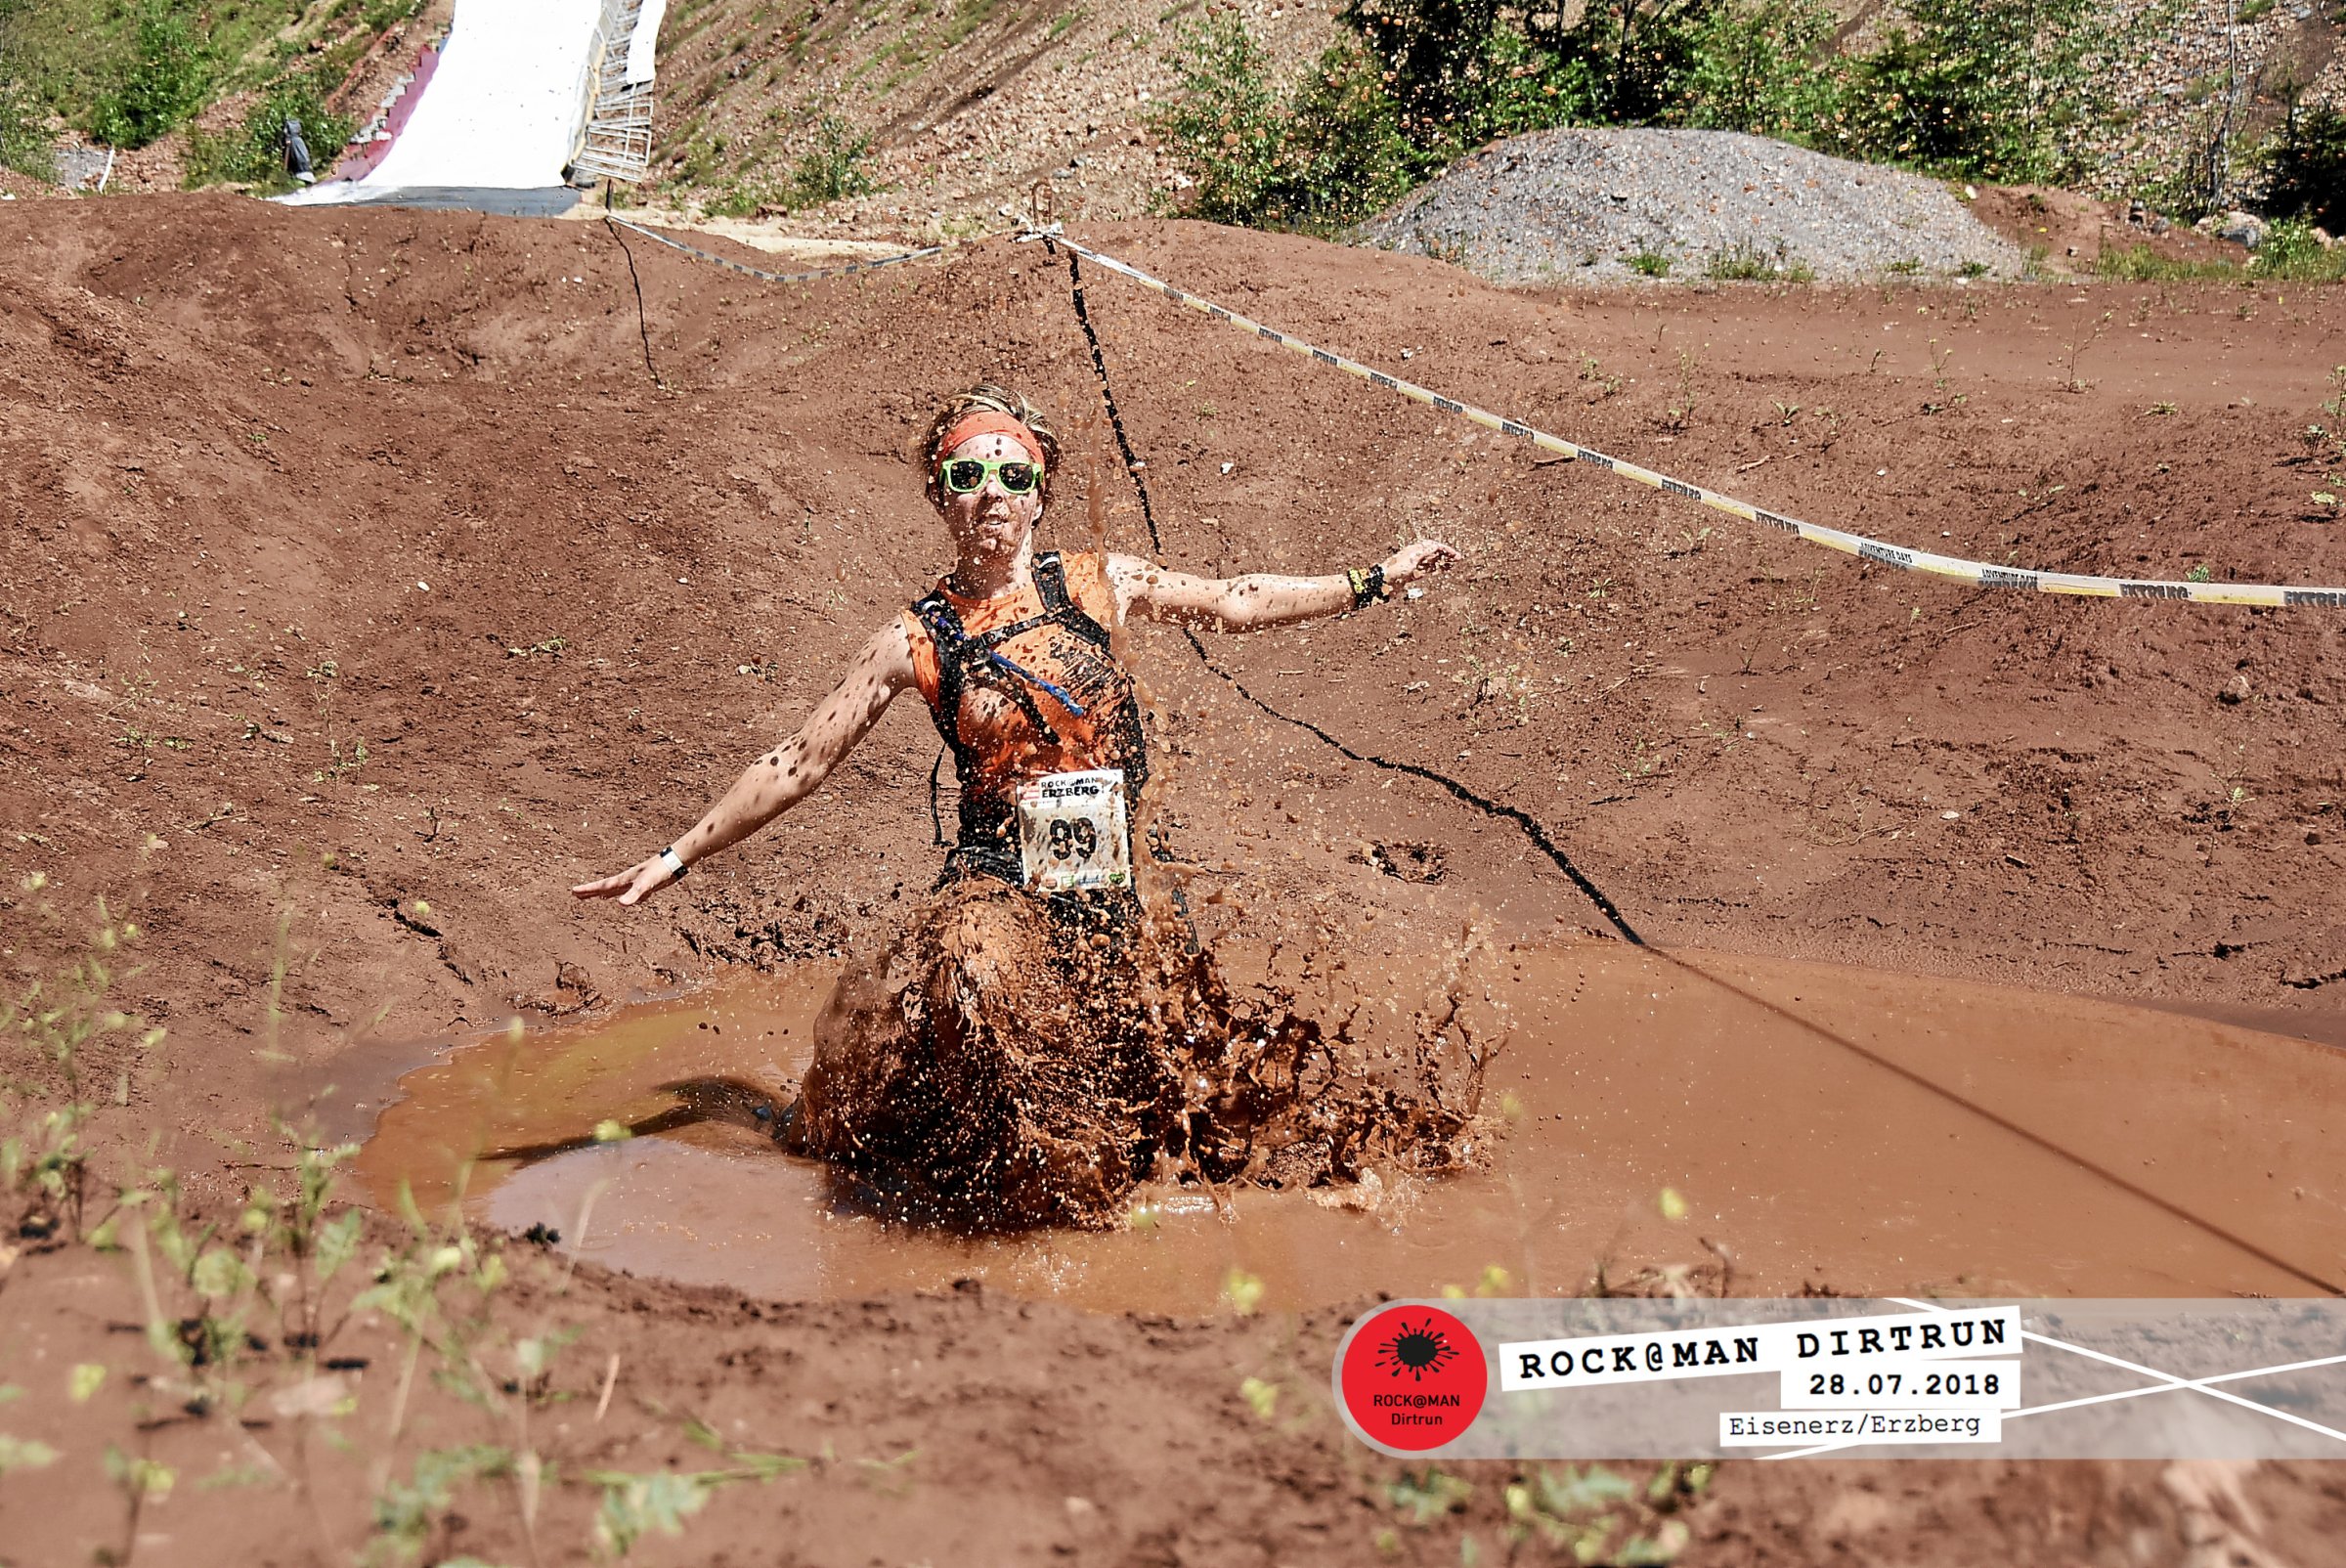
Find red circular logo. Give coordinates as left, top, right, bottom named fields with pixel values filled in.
left=1339, top=1304, right=1488, bottom=1451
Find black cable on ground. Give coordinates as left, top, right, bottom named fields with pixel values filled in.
left=1048, top=240, right=2343, bottom=1293
left=1051, top=239, right=1163, bottom=553
left=1196, top=662, right=1645, bottom=945
left=603, top=187, right=661, bottom=386
left=1053, top=235, right=1640, bottom=942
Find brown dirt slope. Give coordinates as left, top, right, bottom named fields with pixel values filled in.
left=644, top=0, right=1334, bottom=233
left=5, top=194, right=2346, bottom=1561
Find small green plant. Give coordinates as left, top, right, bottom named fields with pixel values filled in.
left=779, top=113, right=877, bottom=207
left=1665, top=347, right=1700, bottom=428
left=2094, top=244, right=2235, bottom=283
left=1627, top=249, right=1673, bottom=279
left=2187, top=564, right=2213, bottom=584
left=369, top=1444, right=515, bottom=1565
left=1389, top=1466, right=1473, bottom=1526
left=2251, top=220, right=2346, bottom=283
left=2062, top=308, right=2114, bottom=390
left=3, top=897, right=162, bottom=1244
left=1703, top=238, right=1811, bottom=282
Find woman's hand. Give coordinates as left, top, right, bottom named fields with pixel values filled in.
left=1381, top=537, right=1460, bottom=590
left=570, top=857, right=676, bottom=906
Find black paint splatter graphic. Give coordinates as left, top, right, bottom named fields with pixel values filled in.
left=1372, top=1318, right=1459, bottom=1382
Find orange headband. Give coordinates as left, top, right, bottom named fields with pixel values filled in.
left=935, top=411, right=1045, bottom=469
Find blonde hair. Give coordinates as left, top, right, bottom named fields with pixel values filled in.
left=920, top=384, right=1061, bottom=510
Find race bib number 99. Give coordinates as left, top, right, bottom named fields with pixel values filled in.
left=1016, top=768, right=1131, bottom=894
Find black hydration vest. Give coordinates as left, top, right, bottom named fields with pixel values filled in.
left=909, top=550, right=1151, bottom=862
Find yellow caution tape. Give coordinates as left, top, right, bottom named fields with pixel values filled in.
left=1038, top=232, right=2346, bottom=609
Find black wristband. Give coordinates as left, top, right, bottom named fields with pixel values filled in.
left=1348, top=563, right=1388, bottom=610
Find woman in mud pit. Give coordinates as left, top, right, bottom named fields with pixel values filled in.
left=575, top=385, right=1458, bottom=1225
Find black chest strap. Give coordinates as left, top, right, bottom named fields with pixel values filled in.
left=911, top=552, right=1114, bottom=745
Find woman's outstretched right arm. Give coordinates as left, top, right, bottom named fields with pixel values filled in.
left=571, top=618, right=918, bottom=905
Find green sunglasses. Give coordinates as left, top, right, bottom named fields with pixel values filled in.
left=937, top=456, right=1042, bottom=496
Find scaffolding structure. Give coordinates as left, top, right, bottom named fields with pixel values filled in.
left=572, top=0, right=661, bottom=183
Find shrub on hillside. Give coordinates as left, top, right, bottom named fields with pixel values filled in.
left=1349, top=0, right=1847, bottom=147
left=1151, top=15, right=1426, bottom=233
left=1841, top=0, right=2173, bottom=184
left=782, top=113, right=877, bottom=206
left=90, top=0, right=209, bottom=149
left=2264, top=106, right=2346, bottom=235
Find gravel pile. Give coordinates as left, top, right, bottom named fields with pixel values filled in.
left=1354, top=128, right=2023, bottom=285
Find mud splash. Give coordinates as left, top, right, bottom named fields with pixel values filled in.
left=355, top=940, right=2346, bottom=1316
left=782, top=869, right=1493, bottom=1229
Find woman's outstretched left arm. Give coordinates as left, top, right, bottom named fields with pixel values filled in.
left=1108, top=538, right=1457, bottom=632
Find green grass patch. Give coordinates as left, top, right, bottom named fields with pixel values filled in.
left=1702, top=238, right=1812, bottom=283
left=941, top=0, right=1005, bottom=48
left=2093, top=244, right=2238, bottom=283
left=0, top=68, right=53, bottom=180
left=1626, top=249, right=1673, bottom=278
left=2252, top=220, right=2346, bottom=282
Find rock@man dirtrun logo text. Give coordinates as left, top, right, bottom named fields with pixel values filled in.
left=1339, top=1304, right=1489, bottom=1452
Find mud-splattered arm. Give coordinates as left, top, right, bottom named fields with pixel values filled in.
left=570, top=619, right=917, bottom=905
left=1106, top=539, right=1458, bottom=632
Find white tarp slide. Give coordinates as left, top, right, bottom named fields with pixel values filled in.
left=626, top=0, right=668, bottom=85
left=285, top=0, right=603, bottom=204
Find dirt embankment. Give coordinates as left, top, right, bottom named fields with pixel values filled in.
left=5, top=195, right=2346, bottom=1561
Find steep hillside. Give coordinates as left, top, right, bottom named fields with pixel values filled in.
left=642, top=0, right=1335, bottom=235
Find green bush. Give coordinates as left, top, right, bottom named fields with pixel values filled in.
left=185, top=69, right=351, bottom=194
left=781, top=113, right=876, bottom=206
left=1673, top=0, right=1844, bottom=141
left=1350, top=0, right=1847, bottom=148
left=1151, top=16, right=1427, bottom=233
left=2265, top=106, right=2346, bottom=235
left=90, top=1, right=209, bottom=149
left=1840, top=0, right=2176, bottom=183
left=1156, top=0, right=2193, bottom=238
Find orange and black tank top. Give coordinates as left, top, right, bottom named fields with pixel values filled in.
left=900, top=550, right=1149, bottom=862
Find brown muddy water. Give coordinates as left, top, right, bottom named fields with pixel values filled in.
left=353, top=943, right=2346, bottom=1315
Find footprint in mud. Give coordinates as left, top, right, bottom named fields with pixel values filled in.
left=1356, top=839, right=1449, bottom=884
